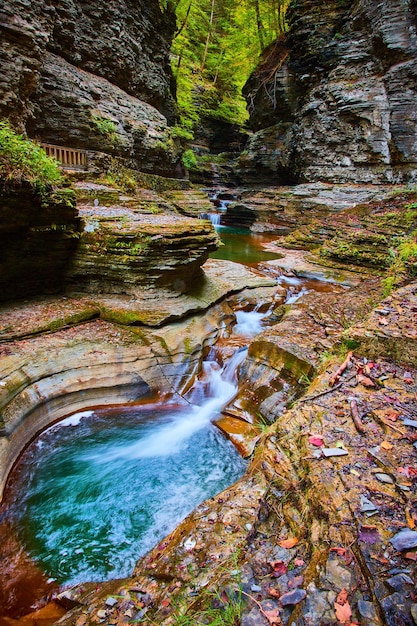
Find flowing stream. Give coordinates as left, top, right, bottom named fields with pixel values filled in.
left=0, top=192, right=336, bottom=617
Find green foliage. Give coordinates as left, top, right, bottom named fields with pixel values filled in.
left=171, top=0, right=289, bottom=134
left=0, top=119, right=63, bottom=191
left=182, top=148, right=197, bottom=169
left=91, top=113, right=118, bottom=144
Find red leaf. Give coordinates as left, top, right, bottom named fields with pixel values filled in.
left=309, top=435, right=324, bottom=447
left=269, top=560, right=288, bottom=577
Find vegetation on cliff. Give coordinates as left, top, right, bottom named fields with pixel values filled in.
left=171, top=0, right=289, bottom=136
left=0, top=120, right=62, bottom=192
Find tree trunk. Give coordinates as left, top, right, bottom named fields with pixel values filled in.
left=201, top=0, right=215, bottom=71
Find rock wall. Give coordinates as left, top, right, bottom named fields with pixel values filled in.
left=0, top=186, right=80, bottom=301
left=242, top=0, right=417, bottom=184
left=0, top=0, right=178, bottom=175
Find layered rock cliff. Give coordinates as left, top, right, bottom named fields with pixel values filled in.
left=242, top=0, right=417, bottom=184
left=0, top=0, right=179, bottom=176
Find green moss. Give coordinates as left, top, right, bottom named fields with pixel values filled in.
left=91, top=113, right=118, bottom=145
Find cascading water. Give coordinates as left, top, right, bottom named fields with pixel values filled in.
left=3, top=345, right=249, bottom=589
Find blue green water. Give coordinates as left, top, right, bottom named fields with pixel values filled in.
left=8, top=392, right=247, bottom=585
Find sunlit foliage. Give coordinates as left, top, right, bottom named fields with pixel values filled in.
left=171, top=0, right=289, bottom=135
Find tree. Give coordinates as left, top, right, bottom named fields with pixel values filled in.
left=171, top=0, right=290, bottom=134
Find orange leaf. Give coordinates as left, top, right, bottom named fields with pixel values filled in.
left=381, top=440, right=393, bottom=450
left=406, top=507, right=416, bottom=530
left=385, top=409, right=400, bottom=422
left=336, top=588, right=349, bottom=605
left=356, top=373, right=376, bottom=387
left=335, top=599, right=352, bottom=623
left=262, top=607, right=281, bottom=625
left=278, top=537, right=298, bottom=549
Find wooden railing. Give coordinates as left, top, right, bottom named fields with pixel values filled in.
left=42, top=143, right=88, bottom=170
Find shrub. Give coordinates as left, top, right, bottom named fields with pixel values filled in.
left=0, top=119, right=63, bottom=191
left=182, top=149, right=197, bottom=170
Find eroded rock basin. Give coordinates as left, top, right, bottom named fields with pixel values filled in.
left=0, top=252, right=344, bottom=622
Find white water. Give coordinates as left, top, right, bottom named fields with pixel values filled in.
left=89, top=348, right=247, bottom=464
left=208, top=213, right=222, bottom=225
left=233, top=309, right=266, bottom=336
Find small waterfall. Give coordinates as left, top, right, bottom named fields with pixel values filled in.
left=208, top=213, right=222, bottom=226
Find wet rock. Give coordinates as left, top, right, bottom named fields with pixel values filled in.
left=303, top=582, right=332, bottom=624
left=357, top=600, right=383, bottom=626
left=325, top=558, right=353, bottom=590
left=280, top=588, right=306, bottom=606
left=386, top=573, right=414, bottom=592
left=1, top=0, right=176, bottom=129
left=390, top=530, right=417, bottom=552
left=381, top=592, right=415, bottom=626
left=242, top=0, right=417, bottom=184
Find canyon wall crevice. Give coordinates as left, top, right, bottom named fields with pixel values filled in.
left=241, top=0, right=417, bottom=185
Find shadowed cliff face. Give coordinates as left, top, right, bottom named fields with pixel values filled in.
left=0, top=0, right=178, bottom=175
left=242, top=0, right=417, bottom=185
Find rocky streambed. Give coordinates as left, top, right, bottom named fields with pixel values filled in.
left=0, top=180, right=416, bottom=626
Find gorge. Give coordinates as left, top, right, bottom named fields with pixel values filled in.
left=1, top=0, right=417, bottom=625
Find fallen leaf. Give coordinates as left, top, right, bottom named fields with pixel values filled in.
left=378, top=317, right=389, bottom=326
left=308, top=435, right=324, bottom=447
left=269, top=561, right=288, bottom=577
left=380, top=440, right=393, bottom=450
left=330, top=547, right=354, bottom=565
left=267, top=587, right=281, bottom=598
left=262, top=607, right=281, bottom=625
left=278, top=537, right=298, bottom=549
left=398, top=467, right=417, bottom=477
left=364, top=362, right=375, bottom=374
left=336, top=588, right=349, bottom=605
left=293, top=558, right=305, bottom=567
left=357, top=373, right=376, bottom=387
left=406, top=507, right=416, bottom=530
left=403, top=372, right=413, bottom=384
left=335, top=599, right=352, bottom=624
left=385, top=409, right=400, bottom=422
left=405, top=551, right=417, bottom=560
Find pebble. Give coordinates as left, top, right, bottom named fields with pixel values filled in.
left=280, top=588, right=307, bottom=606
left=403, top=418, right=417, bottom=428
left=105, top=597, right=118, bottom=607
left=375, top=472, right=394, bottom=484
left=322, top=447, right=348, bottom=457
left=390, top=529, right=417, bottom=551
